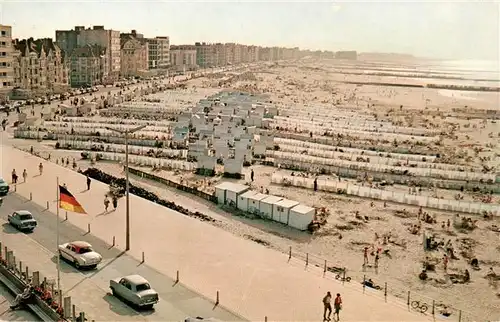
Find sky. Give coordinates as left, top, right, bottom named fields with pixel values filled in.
left=0, top=0, right=498, bottom=61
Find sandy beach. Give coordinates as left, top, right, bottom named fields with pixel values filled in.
left=6, top=58, right=500, bottom=320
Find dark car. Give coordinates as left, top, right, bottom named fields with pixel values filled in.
left=0, top=178, right=9, bottom=196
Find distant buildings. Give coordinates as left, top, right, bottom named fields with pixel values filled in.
left=146, top=36, right=170, bottom=71
left=0, top=22, right=335, bottom=95
left=69, top=44, right=107, bottom=87
left=0, top=25, right=14, bottom=101
left=120, top=30, right=148, bottom=77
left=11, top=37, right=69, bottom=94
left=335, top=51, right=357, bottom=60
left=169, top=45, right=197, bottom=72
left=56, top=26, right=121, bottom=81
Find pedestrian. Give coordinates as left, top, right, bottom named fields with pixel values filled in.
left=38, top=162, right=43, bottom=175
left=22, top=169, right=27, bottom=182
left=86, top=175, right=91, bottom=190
left=11, top=169, right=17, bottom=184
left=363, top=247, right=369, bottom=266
left=314, top=177, right=318, bottom=192
left=30, top=146, right=34, bottom=154
left=334, top=293, right=342, bottom=321
left=322, top=291, right=332, bottom=321
left=250, top=169, right=254, bottom=182
left=104, top=197, right=110, bottom=212
left=374, top=252, right=380, bottom=268
left=112, top=196, right=118, bottom=209
left=443, top=254, right=449, bottom=271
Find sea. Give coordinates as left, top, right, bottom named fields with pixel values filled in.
left=432, top=59, right=500, bottom=82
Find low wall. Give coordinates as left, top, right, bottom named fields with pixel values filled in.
left=128, top=167, right=217, bottom=203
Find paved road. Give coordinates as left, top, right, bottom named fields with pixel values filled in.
left=0, top=285, right=39, bottom=321
left=0, top=193, right=245, bottom=321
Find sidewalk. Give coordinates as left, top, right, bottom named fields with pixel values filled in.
left=0, top=144, right=431, bottom=321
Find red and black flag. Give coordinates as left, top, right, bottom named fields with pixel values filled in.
left=59, top=185, right=87, bottom=214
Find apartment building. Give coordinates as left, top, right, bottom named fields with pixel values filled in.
left=0, top=25, right=14, bottom=101
left=69, top=44, right=107, bottom=87
left=146, top=36, right=170, bottom=70
left=12, top=38, right=69, bottom=93
left=120, top=32, right=148, bottom=77
left=56, top=26, right=120, bottom=80
left=169, top=45, right=197, bottom=72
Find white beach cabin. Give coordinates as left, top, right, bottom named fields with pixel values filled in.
left=246, top=192, right=268, bottom=215
left=259, top=195, right=283, bottom=219
left=237, top=190, right=258, bottom=212
left=273, top=199, right=300, bottom=224
left=288, top=204, right=316, bottom=231
left=214, top=182, right=249, bottom=207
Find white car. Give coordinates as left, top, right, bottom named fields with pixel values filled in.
left=58, top=241, right=102, bottom=269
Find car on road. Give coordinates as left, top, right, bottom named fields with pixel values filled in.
left=58, top=241, right=102, bottom=269
left=8, top=210, right=37, bottom=232
left=185, top=318, right=222, bottom=322
left=0, top=178, right=9, bottom=196
left=109, top=275, right=159, bottom=310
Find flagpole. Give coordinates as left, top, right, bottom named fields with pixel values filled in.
left=56, top=177, right=61, bottom=305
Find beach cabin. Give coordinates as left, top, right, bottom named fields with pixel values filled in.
left=259, top=195, right=283, bottom=219
left=214, top=182, right=249, bottom=207
left=288, top=204, right=316, bottom=231
left=272, top=199, right=300, bottom=224
left=246, top=192, right=268, bottom=215
left=237, top=190, right=258, bottom=212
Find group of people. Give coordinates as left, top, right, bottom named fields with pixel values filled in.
left=322, top=292, right=342, bottom=321
left=11, top=168, right=28, bottom=184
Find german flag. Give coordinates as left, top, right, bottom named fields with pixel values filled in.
left=59, top=185, right=87, bottom=214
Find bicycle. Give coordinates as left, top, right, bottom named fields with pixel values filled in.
left=335, top=274, right=351, bottom=282
left=411, top=300, right=428, bottom=313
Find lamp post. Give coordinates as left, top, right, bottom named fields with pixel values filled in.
left=105, top=124, right=146, bottom=251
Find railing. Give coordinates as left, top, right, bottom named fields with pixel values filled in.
left=0, top=241, right=91, bottom=321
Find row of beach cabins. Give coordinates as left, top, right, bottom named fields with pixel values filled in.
left=214, top=182, right=315, bottom=231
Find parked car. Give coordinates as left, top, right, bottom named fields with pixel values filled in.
left=0, top=178, right=9, bottom=196
left=109, top=275, right=159, bottom=310
left=8, top=210, right=37, bottom=232
left=58, top=241, right=102, bottom=269
left=185, top=318, right=221, bottom=322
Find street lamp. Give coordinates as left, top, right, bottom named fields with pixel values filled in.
left=105, top=124, right=147, bottom=251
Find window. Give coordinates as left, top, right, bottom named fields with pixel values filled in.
left=1, top=31, right=5, bottom=36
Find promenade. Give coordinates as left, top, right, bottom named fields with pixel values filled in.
left=0, top=144, right=431, bottom=321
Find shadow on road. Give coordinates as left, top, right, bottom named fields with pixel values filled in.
left=102, top=293, right=155, bottom=317
left=1, top=223, right=32, bottom=235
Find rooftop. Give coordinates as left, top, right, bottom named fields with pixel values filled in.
left=260, top=195, right=283, bottom=204
left=274, top=198, right=300, bottom=209
left=214, top=181, right=249, bottom=194
left=291, top=204, right=315, bottom=215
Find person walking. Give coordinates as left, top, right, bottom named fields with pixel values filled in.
left=38, top=163, right=43, bottom=176
left=374, top=252, right=380, bottom=268
left=22, top=169, right=28, bottom=183
left=86, top=176, right=91, bottom=190
left=322, top=291, right=332, bottom=321
left=104, top=197, right=110, bottom=212
left=334, top=293, right=342, bottom=321
left=11, top=169, right=17, bottom=184
left=250, top=169, right=254, bottom=182
left=112, top=196, right=118, bottom=210
left=314, top=177, right=318, bottom=192
left=363, top=247, right=369, bottom=266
